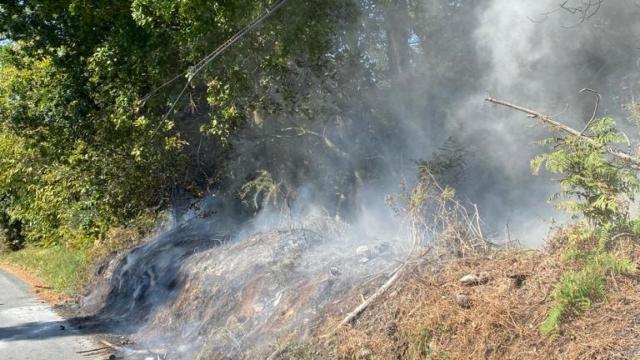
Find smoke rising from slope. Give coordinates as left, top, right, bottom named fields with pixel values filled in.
left=458, top=0, right=640, bottom=244
left=226, top=0, right=640, bottom=246
left=80, top=1, right=640, bottom=357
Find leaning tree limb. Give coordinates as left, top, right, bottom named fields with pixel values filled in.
left=485, top=97, right=640, bottom=168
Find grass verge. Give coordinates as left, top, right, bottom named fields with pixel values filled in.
left=1, top=245, right=90, bottom=296
left=0, top=214, right=158, bottom=299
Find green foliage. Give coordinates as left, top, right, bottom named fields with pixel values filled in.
left=0, top=210, right=24, bottom=251
left=532, top=117, right=638, bottom=335
left=411, top=328, right=436, bottom=357
left=417, top=137, right=468, bottom=187
left=406, top=324, right=452, bottom=360
left=271, top=341, right=318, bottom=360
left=239, top=170, right=283, bottom=210
left=0, top=0, right=360, bottom=250
left=0, top=31, right=183, bottom=247
left=531, top=117, right=639, bottom=226
left=0, top=109, right=179, bottom=247
left=0, top=0, right=472, bottom=252
left=541, top=227, right=635, bottom=335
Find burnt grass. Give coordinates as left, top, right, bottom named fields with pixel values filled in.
left=52, top=223, right=640, bottom=360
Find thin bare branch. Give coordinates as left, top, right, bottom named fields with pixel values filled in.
left=579, top=88, right=601, bottom=135
left=281, top=127, right=350, bottom=159
left=560, top=0, right=602, bottom=25
left=323, top=261, right=409, bottom=336
left=485, top=97, right=640, bottom=168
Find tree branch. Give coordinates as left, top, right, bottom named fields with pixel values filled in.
left=485, top=97, right=640, bottom=168
left=578, top=88, right=601, bottom=135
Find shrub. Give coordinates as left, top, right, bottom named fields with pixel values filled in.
left=532, top=116, right=638, bottom=334
left=531, top=117, right=639, bottom=226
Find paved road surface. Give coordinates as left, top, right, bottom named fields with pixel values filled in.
left=0, top=269, right=96, bottom=360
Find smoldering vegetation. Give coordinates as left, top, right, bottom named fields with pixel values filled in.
left=78, top=171, right=498, bottom=358
left=80, top=199, right=411, bottom=358
left=75, top=0, right=640, bottom=358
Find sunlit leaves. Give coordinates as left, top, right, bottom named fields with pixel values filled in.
left=0, top=0, right=361, bottom=249
left=531, top=117, right=639, bottom=225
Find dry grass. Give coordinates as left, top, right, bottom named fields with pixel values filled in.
left=292, top=237, right=640, bottom=360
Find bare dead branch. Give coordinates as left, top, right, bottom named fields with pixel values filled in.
left=484, top=97, right=640, bottom=168
left=99, top=339, right=167, bottom=358
left=322, top=261, right=409, bottom=337
left=579, top=88, right=601, bottom=135
left=538, top=0, right=603, bottom=28
left=560, top=0, right=602, bottom=25
left=76, top=346, right=111, bottom=354
left=281, top=127, right=350, bottom=159
left=620, top=131, right=632, bottom=155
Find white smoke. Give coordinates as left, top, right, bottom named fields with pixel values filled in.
left=80, top=1, right=640, bottom=357
left=445, top=0, right=640, bottom=245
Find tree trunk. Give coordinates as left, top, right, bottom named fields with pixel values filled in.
left=384, top=0, right=411, bottom=76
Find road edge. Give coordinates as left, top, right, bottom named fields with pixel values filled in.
left=0, top=261, right=68, bottom=305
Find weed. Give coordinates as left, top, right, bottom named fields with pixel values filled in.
left=530, top=115, right=639, bottom=334
left=541, top=227, right=636, bottom=335
left=406, top=325, right=452, bottom=359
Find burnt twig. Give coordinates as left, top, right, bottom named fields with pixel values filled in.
left=99, top=340, right=167, bottom=359
left=76, top=346, right=111, bottom=354
left=322, top=244, right=434, bottom=337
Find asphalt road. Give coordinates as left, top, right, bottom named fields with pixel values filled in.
left=0, top=269, right=96, bottom=360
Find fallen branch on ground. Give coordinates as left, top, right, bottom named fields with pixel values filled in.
left=99, top=339, right=167, bottom=358
left=485, top=97, right=640, bottom=168
left=323, top=248, right=433, bottom=337
left=331, top=264, right=405, bottom=330
left=76, top=346, right=111, bottom=355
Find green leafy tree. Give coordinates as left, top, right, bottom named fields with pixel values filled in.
left=0, top=1, right=361, bottom=248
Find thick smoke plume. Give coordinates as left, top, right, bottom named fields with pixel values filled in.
left=461, top=0, right=640, bottom=244
left=218, top=0, right=640, bottom=247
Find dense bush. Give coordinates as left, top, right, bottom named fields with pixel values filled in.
left=0, top=0, right=357, bottom=248
left=0, top=53, right=182, bottom=247
left=2, top=0, right=469, bottom=249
